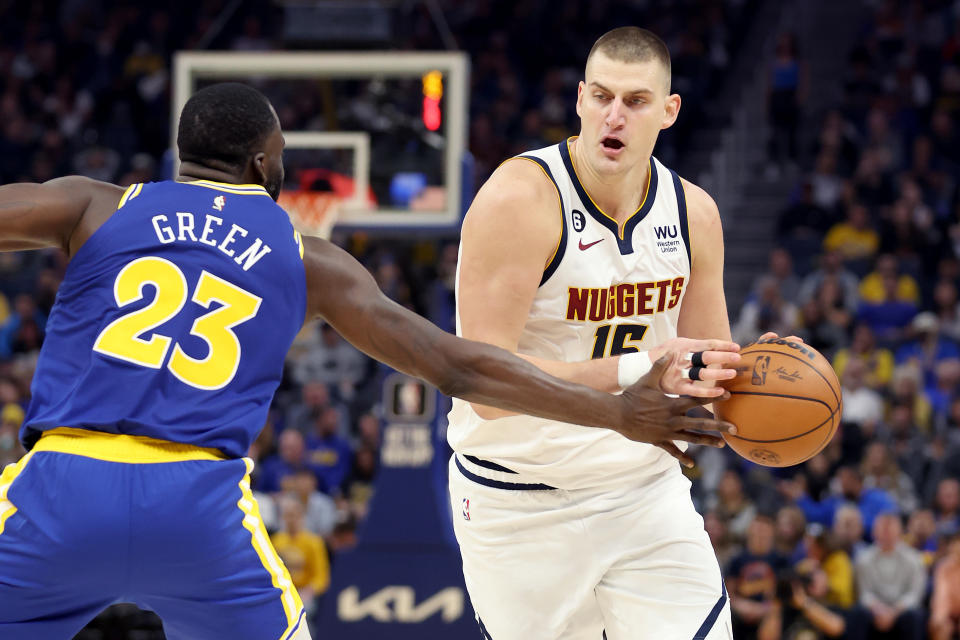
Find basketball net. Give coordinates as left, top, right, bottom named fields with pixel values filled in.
left=277, top=190, right=343, bottom=239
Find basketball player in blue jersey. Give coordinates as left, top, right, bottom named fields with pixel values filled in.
left=0, top=83, right=739, bottom=640
left=447, top=28, right=752, bottom=639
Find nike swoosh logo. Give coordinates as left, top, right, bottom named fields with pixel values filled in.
left=578, top=238, right=604, bottom=250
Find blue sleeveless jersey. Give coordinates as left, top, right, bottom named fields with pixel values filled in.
left=22, top=180, right=307, bottom=458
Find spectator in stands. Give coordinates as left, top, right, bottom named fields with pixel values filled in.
left=839, top=359, right=885, bottom=431
left=758, top=558, right=852, bottom=640
left=728, top=514, right=790, bottom=639
left=306, top=406, right=353, bottom=496
left=823, top=203, right=879, bottom=272
left=707, top=468, right=758, bottom=545
left=766, top=32, right=804, bottom=175
left=855, top=513, right=925, bottom=640
left=798, top=465, right=897, bottom=533
left=860, top=442, right=918, bottom=515
left=0, top=293, right=46, bottom=359
left=287, top=468, right=338, bottom=538
left=852, top=148, right=896, bottom=212
left=798, top=277, right=853, bottom=356
left=896, top=311, right=960, bottom=385
left=270, top=495, right=330, bottom=615
left=339, top=444, right=378, bottom=521
left=256, top=429, right=318, bottom=494
left=930, top=532, right=960, bottom=640
left=752, top=248, right=801, bottom=305
left=810, top=151, right=845, bottom=214
left=879, top=199, right=934, bottom=276
left=284, top=381, right=339, bottom=435
left=291, top=323, right=368, bottom=399
left=933, top=477, right=960, bottom=537
left=774, top=505, right=807, bottom=563
left=798, top=251, right=860, bottom=313
left=806, top=529, right=856, bottom=610
left=705, top=510, right=741, bottom=570
left=832, top=504, right=868, bottom=561
left=859, top=254, right=919, bottom=306
left=832, top=323, right=894, bottom=390
left=0, top=402, right=24, bottom=468
left=733, top=275, right=799, bottom=345
left=856, top=268, right=918, bottom=342
left=926, top=359, right=960, bottom=422
left=932, top=279, right=960, bottom=342
left=889, top=365, right=932, bottom=434
left=777, top=181, right=832, bottom=274
left=904, top=508, right=937, bottom=558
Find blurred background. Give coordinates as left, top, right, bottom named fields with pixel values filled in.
left=3, top=0, right=960, bottom=638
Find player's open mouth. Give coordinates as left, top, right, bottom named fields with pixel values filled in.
left=601, top=137, right=624, bottom=150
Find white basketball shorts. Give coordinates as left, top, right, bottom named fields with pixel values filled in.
left=449, top=454, right=732, bottom=640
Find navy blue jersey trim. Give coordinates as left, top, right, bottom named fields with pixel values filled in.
left=692, top=579, right=728, bottom=639
left=557, top=139, right=658, bottom=255
left=464, top=454, right=518, bottom=474
left=517, top=154, right=567, bottom=287
left=670, top=169, right=692, bottom=271
left=478, top=616, right=493, bottom=639
left=455, top=456, right=556, bottom=491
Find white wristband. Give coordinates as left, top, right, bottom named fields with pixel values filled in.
left=618, top=351, right=653, bottom=388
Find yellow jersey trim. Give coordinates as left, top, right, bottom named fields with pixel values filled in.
left=508, top=156, right=564, bottom=271
left=294, top=230, right=304, bottom=260
left=236, top=458, right=304, bottom=635
left=0, top=450, right=36, bottom=535
left=564, top=137, right=652, bottom=240
left=185, top=180, right=271, bottom=196
left=33, top=427, right=228, bottom=464
left=117, top=183, right=142, bottom=209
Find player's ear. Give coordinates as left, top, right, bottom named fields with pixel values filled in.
left=251, top=151, right=268, bottom=185
left=576, top=81, right=585, bottom=118
left=660, top=93, right=681, bottom=130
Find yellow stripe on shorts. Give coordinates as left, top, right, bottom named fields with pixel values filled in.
left=34, top=427, right=228, bottom=464
left=237, top=458, right=304, bottom=638
left=0, top=451, right=35, bottom=536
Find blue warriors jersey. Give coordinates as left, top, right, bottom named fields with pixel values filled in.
left=21, top=180, right=307, bottom=458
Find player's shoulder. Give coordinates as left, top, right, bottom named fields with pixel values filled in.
left=45, top=175, right=126, bottom=200
left=677, top=176, right=720, bottom=228
left=478, top=154, right=560, bottom=208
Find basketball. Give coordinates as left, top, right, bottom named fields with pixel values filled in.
left=714, top=338, right=842, bottom=467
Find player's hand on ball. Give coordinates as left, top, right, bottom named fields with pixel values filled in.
left=618, top=353, right=737, bottom=468
left=757, top=331, right=803, bottom=343
left=647, top=337, right=741, bottom=397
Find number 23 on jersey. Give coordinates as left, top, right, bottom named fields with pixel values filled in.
left=92, top=256, right=261, bottom=390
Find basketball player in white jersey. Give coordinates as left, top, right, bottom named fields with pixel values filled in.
left=448, top=27, right=739, bottom=639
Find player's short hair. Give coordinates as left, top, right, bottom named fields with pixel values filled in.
left=177, top=82, right=277, bottom=171
left=586, top=27, right=672, bottom=91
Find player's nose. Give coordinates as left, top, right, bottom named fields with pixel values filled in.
left=604, top=98, right=626, bottom=128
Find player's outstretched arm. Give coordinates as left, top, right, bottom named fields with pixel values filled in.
left=0, top=176, right=124, bottom=255
left=301, top=235, right=734, bottom=465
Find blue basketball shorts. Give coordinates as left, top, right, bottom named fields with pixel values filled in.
left=0, top=427, right=309, bottom=640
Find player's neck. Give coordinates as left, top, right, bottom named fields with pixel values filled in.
left=177, top=162, right=249, bottom=186
left=570, top=138, right=650, bottom=223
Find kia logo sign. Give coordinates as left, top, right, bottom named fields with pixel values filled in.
left=338, top=586, right=465, bottom=623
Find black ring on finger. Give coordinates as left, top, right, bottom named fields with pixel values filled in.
left=691, top=351, right=706, bottom=367
left=687, top=366, right=704, bottom=381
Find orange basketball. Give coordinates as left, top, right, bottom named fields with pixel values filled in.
left=714, top=338, right=842, bottom=467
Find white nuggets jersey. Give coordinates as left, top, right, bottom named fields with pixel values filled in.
left=447, top=138, right=693, bottom=490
